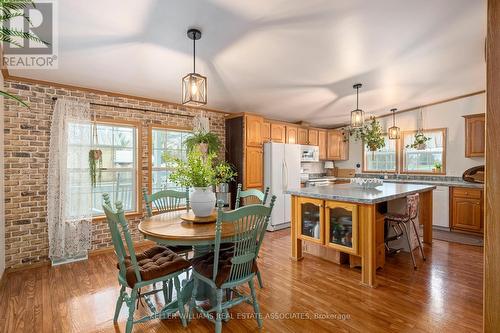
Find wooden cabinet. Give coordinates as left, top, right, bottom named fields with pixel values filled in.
left=325, top=201, right=359, bottom=255
left=245, top=146, right=263, bottom=188
left=262, top=121, right=271, bottom=143
left=297, top=197, right=325, bottom=244
left=286, top=126, right=298, bottom=144
left=245, top=115, right=263, bottom=147
left=297, top=127, right=308, bottom=145
left=450, top=187, right=483, bottom=233
left=327, top=130, right=348, bottom=160
left=308, top=129, right=319, bottom=146
left=270, top=123, right=286, bottom=143
left=464, top=114, right=485, bottom=157
left=318, top=130, right=327, bottom=160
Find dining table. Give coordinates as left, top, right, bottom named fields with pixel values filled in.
left=138, top=209, right=235, bottom=309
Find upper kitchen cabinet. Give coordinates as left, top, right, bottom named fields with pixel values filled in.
left=308, top=129, right=319, bottom=146
left=286, top=126, right=298, bottom=144
left=318, top=130, right=327, bottom=160
left=262, top=121, right=271, bottom=143
left=270, top=123, right=286, bottom=143
left=297, top=127, right=308, bottom=145
left=464, top=113, right=485, bottom=157
left=245, top=114, right=264, bottom=147
left=327, top=130, right=348, bottom=160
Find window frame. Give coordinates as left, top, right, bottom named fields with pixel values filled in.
left=148, top=125, right=192, bottom=213
left=90, top=118, right=142, bottom=222
left=362, top=133, right=399, bottom=174
left=399, top=128, right=447, bottom=175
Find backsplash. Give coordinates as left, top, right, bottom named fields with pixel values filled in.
left=356, top=173, right=464, bottom=182
left=301, top=162, right=325, bottom=174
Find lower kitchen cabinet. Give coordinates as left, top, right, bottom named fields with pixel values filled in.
left=297, top=197, right=324, bottom=244
left=450, top=187, right=483, bottom=234
left=325, top=201, right=358, bottom=255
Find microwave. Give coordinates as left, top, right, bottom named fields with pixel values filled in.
left=300, top=145, right=320, bottom=162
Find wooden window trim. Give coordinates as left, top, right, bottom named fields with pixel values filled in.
left=362, top=134, right=399, bottom=174
left=91, top=118, right=142, bottom=221
left=399, top=128, right=447, bottom=175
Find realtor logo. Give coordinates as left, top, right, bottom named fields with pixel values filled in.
left=2, top=0, right=58, bottom=69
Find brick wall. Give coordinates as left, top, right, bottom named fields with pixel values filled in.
left=3, top=79, right=226, bottom=269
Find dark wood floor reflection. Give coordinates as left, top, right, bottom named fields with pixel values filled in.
left=0, top=229, right=483, bottom=333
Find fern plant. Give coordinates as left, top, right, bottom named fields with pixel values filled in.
left=0, top=0, right=49, bottom=108
left=184, top=132, right=221, bottom=155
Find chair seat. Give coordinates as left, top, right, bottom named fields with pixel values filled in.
left=385, top=212, right=410, bottom=223
left=120, top=246, right=191, bottom=287
left=190, top=248, right=257, bottom=288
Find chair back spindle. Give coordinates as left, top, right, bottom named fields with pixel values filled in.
left=235, top=183, right=270, bottom=209
left=143, top=188, right=190, bottom=217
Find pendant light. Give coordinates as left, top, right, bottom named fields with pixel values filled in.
left=182, top=28, right=207, bottom=106
left=350, top=83, right=364, bottom=128
left=388, top=108, right=400, bottom=139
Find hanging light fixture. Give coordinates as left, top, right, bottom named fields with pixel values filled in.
left=182, top=28, right=207, bottom=106
left=388, top=108, right=400, bottom=140
left=350, top=83, right=364, bottom=128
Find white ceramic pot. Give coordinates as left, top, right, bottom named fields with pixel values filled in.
left=190, top=186, right=216, bottom=217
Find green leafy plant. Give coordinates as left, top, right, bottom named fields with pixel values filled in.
left=406, top=131, right=430, bottom=150
left=434, top=161, right=442, bottom=172
left=88, top=150, right=102, bottom=187
left=215, top=161, right=237, bottom=184
left=347, top=117, right=386, bottom=152
left=1, top=0, right=50, bottom=108
left=163, top=149, right=216, bottom=188
left=184, top=132, right=221, bottom=155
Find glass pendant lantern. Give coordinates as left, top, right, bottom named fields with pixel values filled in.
left=182, top=29, right=207, bottom=106
left=388, top=108, right=401, bottom=140
left=350, top=83, right=364, bottom=128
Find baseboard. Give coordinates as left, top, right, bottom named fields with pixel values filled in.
left=266, top=222, right=290, bottom=232
left=5, top=260, right=50, bottom=273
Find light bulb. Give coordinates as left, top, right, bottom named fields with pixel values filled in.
left=191, top=82, right=198, bottom=95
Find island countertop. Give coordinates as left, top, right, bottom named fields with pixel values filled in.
left=285, top=182, right=436, bottom=204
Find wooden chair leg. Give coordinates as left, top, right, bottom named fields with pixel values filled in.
left=114, top=286, right=126, bottom=322
left=162, top=281, right=169, bottom=303
left=215, top=289, right=223, bottom=333
left=168, top=279, right=173, bottom=303
left=126, top=288, right=138, bottom=333
left=174, top=276, right=187, bottom=327
left=189, top=277, right=199, bottom=322
left=248, top=278, right=262, bottom=328
left=256, top=270, right=264, bottom=289
left=411, top=218, right=427, bottom=261
left=401, top=222, right=417, bottom=269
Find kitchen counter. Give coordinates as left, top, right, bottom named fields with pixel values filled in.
left=286, top=182, right=436, bottom=204
left=382, top=179, right=483, bottom=189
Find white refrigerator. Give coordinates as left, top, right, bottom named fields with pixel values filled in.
left=264, top=142, right=301, bottom=231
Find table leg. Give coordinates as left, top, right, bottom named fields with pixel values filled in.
left=360, top=204, right=377, bottom=287
left=290, top=196, right=303, bottom=261
left=419, top=190, right=433, bottom=245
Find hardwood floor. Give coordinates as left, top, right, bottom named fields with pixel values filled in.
left=0, top=229, right=483, bottom=333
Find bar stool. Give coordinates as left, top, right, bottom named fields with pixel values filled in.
left=384, top=193, right=426, bottom=269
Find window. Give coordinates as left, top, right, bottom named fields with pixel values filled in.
left=363, top=135, right=397, bottom=173
left=150, top=127, right=192, bottom=193
left=401, top=129, right=446, bottom=174
left=67, top=121, right=139, bottom=217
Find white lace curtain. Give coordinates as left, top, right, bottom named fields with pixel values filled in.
left=48, top=99, right=92, bottom=264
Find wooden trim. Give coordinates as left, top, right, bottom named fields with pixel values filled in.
left=2, top=71, right=228, bottom=115
left=361, top=133, right=399, bottom=173
left=89, top=118, right=143, bottom=220
left=147, top=124, right=193, bottom=194
left=324, top=201, right=359, bottom=255
left=399, top=128, right=447, bottom=175
left=5, top=261, right=50, bottom=273
left=359, top=204, right=377, bottom=287
left=485, top=0, right=500, bottom=329
left=296, top=197, right=325, bottom=245
left=463, top=113, right=486, bottom=119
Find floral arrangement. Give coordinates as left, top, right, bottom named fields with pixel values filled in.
left=406, top=131, right=431, bottom=150
left=345, top=117, right=386, bottom=152
left=215, top=161, right=237, bottom=184
left=164, top=149, right=216, bottom=188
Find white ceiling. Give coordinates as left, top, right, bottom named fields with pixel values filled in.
left=10, top=0, right=486, bottom=126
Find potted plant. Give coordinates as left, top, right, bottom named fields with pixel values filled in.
left=164, top=149, right=217, bottom=217
left=347, top=117, right=385, bottom=157
left=184, top=132, right=221, bottom=155
left=89, top=149, right=103, bottom=187
left=215, top=161, right=237, bottom=193
left=433, top=161, right=442, bottom=173
left=406, top=131, right=430, bottom=150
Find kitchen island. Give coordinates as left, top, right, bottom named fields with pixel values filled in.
left=285, top=183, right=436, bottom=287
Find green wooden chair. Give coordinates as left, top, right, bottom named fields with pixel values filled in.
left=102, top=193, right=191, bottom=333
left=235, top=183, right=270, bottom=209
left=234, top=184, right=270, bottom=288
left=142, top=188, right=193, bottom=300
left=189, top=196, right=276, bottom=333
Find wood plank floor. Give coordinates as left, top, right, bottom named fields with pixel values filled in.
left=0, top=229, right=483, bottom=333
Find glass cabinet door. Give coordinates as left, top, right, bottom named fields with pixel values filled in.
left=298, top=198, right=324, bottom=244
left=325, top=202, right=358, bottom=255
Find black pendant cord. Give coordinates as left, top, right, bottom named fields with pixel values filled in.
left=193, top=37, right=196, bottom=73
left=356, top=85, right=359, bottom=110
left=392, top=109, right=395, bottom=126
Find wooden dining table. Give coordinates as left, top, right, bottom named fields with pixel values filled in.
left=138, top=209, right=235, bottom=307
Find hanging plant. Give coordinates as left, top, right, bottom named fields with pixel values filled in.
left=346, top=117, right=386, bottom=152
left=406, top=131, right=430, bottom=150
left=89, top=149, right=102, bottom=187
left=184, top=131, right=221, bottom=155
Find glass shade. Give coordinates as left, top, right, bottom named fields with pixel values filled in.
left=388, top=126, right=401, bottom=140
left=182, top=73, right=207, bottom=106
left=350, top=109, right=364, bottom=128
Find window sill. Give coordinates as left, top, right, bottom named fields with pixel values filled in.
left=92, top=211, right=143, bottom=222
left=400, top=171, right=446, bottom=176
